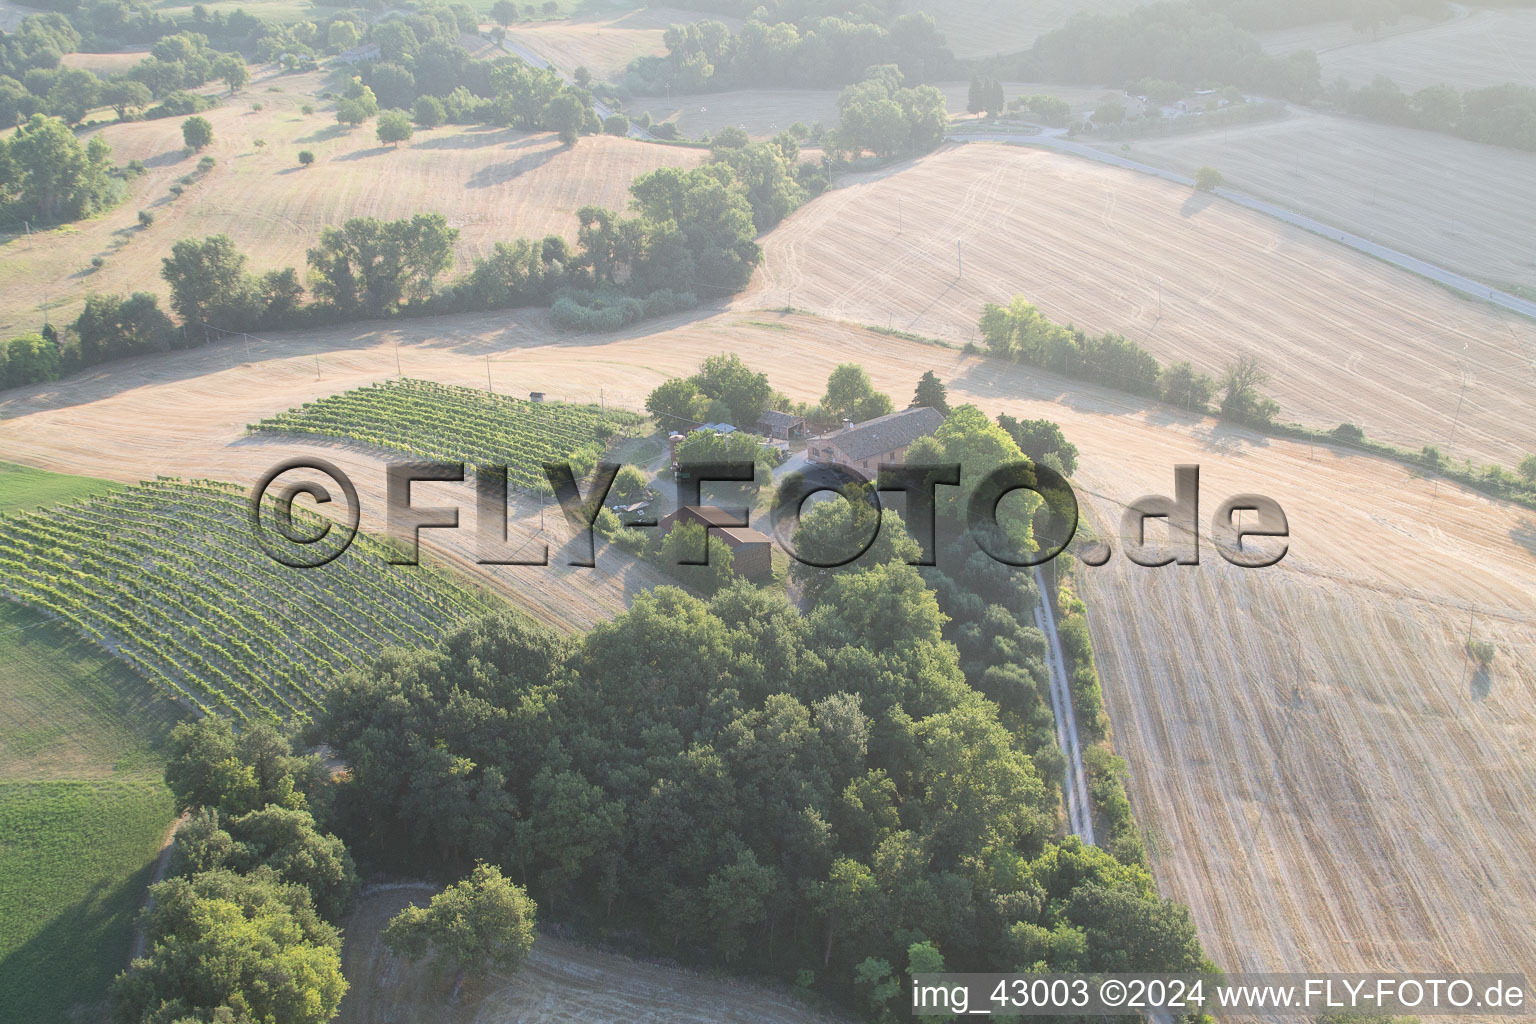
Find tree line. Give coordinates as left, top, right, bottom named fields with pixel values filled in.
left=1335, top=76, right=1536, bottom=152
left=978, top=295, right=1281, bottom=427
left=623, top=12, right=955, bottom=95
left=0, top=134, right=815, bottom=389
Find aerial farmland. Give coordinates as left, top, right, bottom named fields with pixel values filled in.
left=1, top=1, right=1533, bottom=1022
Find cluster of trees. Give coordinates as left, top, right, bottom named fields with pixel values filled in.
left=112, top=720, right=355, bottom=1024
left=1021, top=3, right=1324, bottom=103
left=1336, top=76, right=1536, bottom=152
left=1007, top=93, right=1072, bottom=127
left=646, top=356, right=908, bottom=440
left=966, top=76, right=1006, bottom=117
left=978, top=295, right=1279, bottom=425
left=828, top=64, right=948, bottom=161
left=645, top=352, right=779, bottom=428
left=0, top=21, right=242, bottom=130
left=354, top=22, right=601, bottom=144
left=0, top=112, right=117, bottom=223
left=624, top=12, right=954, bottom=95
left=317, top=556, right=1208, bottom=1016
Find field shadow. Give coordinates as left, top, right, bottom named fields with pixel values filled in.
left=142, top=149, right=187, bottom=169
left=1470, top=665, right=1492, bottom=700
left=1180, top=191, right=1215, bottom=218
left=1512, top=519, right=1536, bottom=560
left=297, top=123, right=349, bottom=144
left=336, top=145, right=394, bottom=161
left=948, top=358, right=1168, bottom=421
left=465, top=146, right=563, bottom=188
left=412, top=126, right=525, bottom=151
left=0, top=860, right=157, bottom=1022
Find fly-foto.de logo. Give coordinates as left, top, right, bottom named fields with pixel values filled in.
left=248, top=458, right=1286, bottom=571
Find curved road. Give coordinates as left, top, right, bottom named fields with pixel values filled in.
left=950, top=128, right=1536, bottom=321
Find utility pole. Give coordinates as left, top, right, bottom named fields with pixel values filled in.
left=395, top=342, right=402, bottom=376
left=486, top=354, right=493, bottom=392
left=600, top=387, right=605, bottom=415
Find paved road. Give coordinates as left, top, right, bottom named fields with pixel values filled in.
left=949, top=128, right=1536, bottom=321
left=494, top=35, right=657, bottom=141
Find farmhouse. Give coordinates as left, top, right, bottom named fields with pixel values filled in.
left=656, top=506, right=773, bottom=578
left=807, top=406, right=943, bottom=472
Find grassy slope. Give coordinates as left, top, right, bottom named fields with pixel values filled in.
left=0, top=464, right=181, bottom=1024
left=0, top=781, right=175, bottom=1022
left=0, top=460, right=122, bottom=517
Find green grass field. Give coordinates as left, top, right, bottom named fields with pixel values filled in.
left=0, top=465, right=184, bottom=1023
left=0, top=461, right=122, bottom=518
left=0, top=601, right=184, bottom=782
left=0, top=781, right=175, bottom=1024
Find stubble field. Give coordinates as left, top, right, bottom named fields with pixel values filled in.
left=1271, top=7, right=1536, bottom=92
left=1107, top=108, right=1536, bottom=292
left=0, top=67, right=704, bottom=338
left=740, top=141, right=1536, bottom=468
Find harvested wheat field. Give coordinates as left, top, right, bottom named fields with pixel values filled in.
left=741, top=142, right=1536, bottom=467
left=1296, top=7, right=1536, bottom=92
left=0, top=67, right=704, bottom=337
left=4, top=308, right=1535, bottom=990
left=503, top=7, right=739, bottom=81
left=338, top=886, right=843, bottom=1024
left=1111, top=108, right=1536, bottom=291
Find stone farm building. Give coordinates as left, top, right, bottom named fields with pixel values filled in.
left=656, top=506, right=774, bottom=579
left=807, top=406, right=944, bottom=473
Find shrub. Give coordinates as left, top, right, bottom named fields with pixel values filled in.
left=1195, top=165, right=1223, bottom=191
left=301, top=103, right=315, bottom=115
left=90, top=255, right=105, bottom=270
left=1331, top=422, right=1365, bottom=444
left=298, top=150, right=315, bottom=167
left=603, top=113, right=629, bottom=136
left=197, top=155, right=216, bottom=172
left=138, top=210, right=154, bottom=228
left=412, top=95, right=445, bottom=128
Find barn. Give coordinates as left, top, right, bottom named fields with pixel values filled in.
left=656, top=506, right=774, bottom=579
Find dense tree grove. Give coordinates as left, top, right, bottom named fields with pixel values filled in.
left=316, top=565, right=1209, bottom=1011
left=624, top=11, right=954, bottom=95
